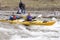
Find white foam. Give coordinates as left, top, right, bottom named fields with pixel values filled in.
left=0, top=19, right=60, bottom=40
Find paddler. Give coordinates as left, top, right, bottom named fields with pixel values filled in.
left=9, top=12, right=16, bottom=20
left=26, top=13, right=32, bottom=21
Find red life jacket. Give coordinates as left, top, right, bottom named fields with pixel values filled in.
left=13, top=15, right=16, bottom=20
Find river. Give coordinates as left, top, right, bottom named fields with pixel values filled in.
left=0, top=11, right=60, bottom=40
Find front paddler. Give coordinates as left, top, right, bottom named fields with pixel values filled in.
left=9, top=12, right=16, bottom=20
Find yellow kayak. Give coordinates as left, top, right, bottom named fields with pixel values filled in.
left=22, top=20, right=55, bottom=26
left=0, top=20, right=22, bottom=24
left=0, top=20, right=55, bottom=26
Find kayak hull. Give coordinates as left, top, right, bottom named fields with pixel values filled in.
left=32, top=21, right=55, bottom=26
left=0, top=20, right=55, bottom=26
left=22, top=21, right=55, bottom=26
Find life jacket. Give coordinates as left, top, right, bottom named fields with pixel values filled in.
left=9, top=16, right=13, bottom=20
left=13, top=15, right=16, bottom=20
left=27, top=16, right=32, bottom=21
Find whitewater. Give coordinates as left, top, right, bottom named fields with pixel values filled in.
left=0, top=18, right=60, bottom=40
left=0, top=11, right=60, bottom=40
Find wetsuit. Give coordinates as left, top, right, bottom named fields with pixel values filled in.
left=26, top=16, right=32, bottom=21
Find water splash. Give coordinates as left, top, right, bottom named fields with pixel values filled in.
left=0, top=18, right=60, bottom=40
left=51, top=17, right=57, bottom=21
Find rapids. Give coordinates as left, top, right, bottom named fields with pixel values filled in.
left=0, top=17, right=60, bottom=40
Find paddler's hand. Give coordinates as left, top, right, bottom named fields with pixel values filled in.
left=32, top=16, right=36, bottom=19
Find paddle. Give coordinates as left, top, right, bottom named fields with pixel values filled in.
left=32, top=14, right=43, bottom=21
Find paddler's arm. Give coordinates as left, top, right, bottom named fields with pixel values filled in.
left=32, top=16, right=36, bottom=19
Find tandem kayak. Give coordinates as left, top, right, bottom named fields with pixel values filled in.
left=0, top=19, right=56, bottom=26
left=22, top=20, right=55, bottom=26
